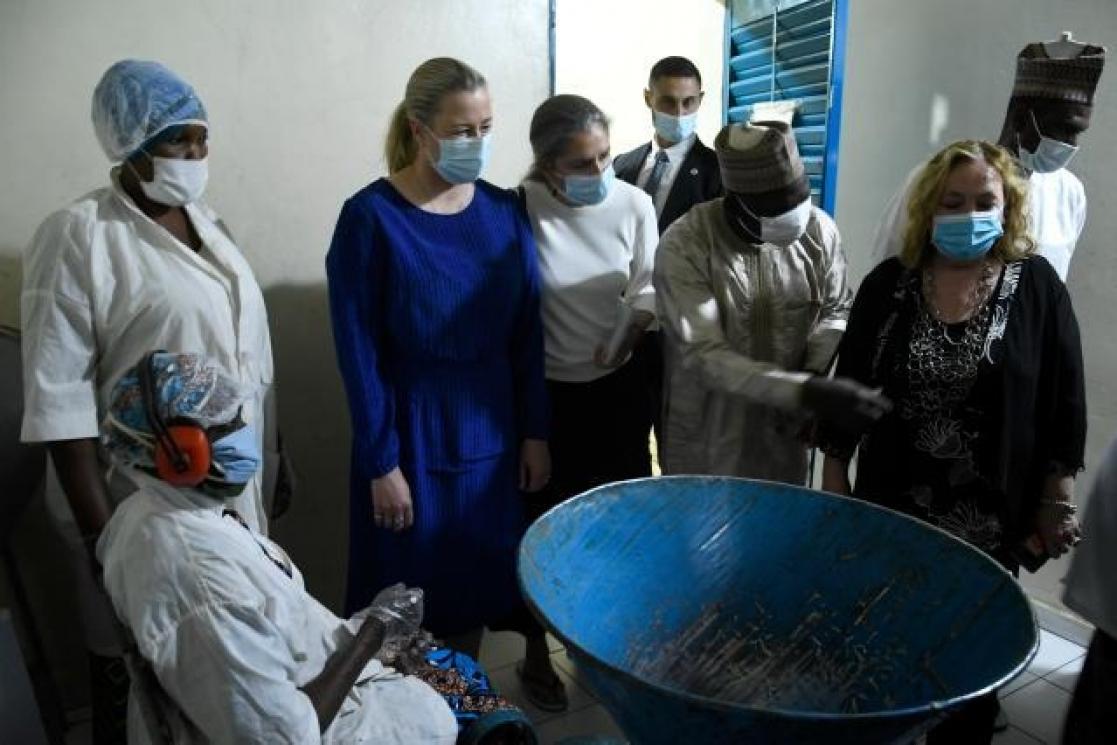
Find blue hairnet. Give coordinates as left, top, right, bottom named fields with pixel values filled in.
left=91, top=59, right=207, bottom=162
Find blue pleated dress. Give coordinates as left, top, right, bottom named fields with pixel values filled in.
left=327, top=179, right=548, bottom=635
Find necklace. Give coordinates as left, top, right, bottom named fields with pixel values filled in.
left=922, top=259, right=999, bottom=325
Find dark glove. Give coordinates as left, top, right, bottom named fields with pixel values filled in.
left=802, top=376, right=891, bottom=438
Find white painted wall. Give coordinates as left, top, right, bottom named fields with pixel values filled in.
left=0, top=0, right=550, bottom=615
left=835, top=0, right=1117, bottom=612
left=554, top=0, right=727, bottom=158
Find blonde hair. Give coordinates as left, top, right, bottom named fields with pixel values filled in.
left=384, top=57, right=487, bottom=174
left=900, top=140, right=1035, bottom=268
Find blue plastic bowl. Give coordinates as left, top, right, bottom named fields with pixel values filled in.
left=519, top=477, right=1037, bottom=744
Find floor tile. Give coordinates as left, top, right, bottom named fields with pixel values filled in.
left=999, top=670, right=1039, bottom=697
left=479, top=630, right=525, bottom=672
left=477, top=630, right=565, bottom=674
left=1044, top=655, right=1083, bottom=693
left=551, top=647, right=600, bottom=695
left=534, top=703, right=627, bottom=744
left=991, top=725, right=1043, bottom=744
left=1000, top=678, right=1072, bottom=744
left=489, top=659, right=597, bottom=725
left=1026, top=630, right=1084, bottom=678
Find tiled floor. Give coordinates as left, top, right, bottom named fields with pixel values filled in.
left=993, top=629, right=1086, bottom=745
left=61, top=628, right=1085, bottom=744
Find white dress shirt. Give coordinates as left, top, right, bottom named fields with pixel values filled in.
left=635, top=133, right=697, bottom=217
left=97, top=474, right=458, bottom=744
left=20, top=170, right=275, bottom=530
left=870, top=162, right=1087, bottom=282
left=522, top=178, right=659, bottom=382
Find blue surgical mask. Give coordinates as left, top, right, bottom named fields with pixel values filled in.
left=431, top=133, right=492, bottom=184
left=211, top=425, right=261, bottom=484
left=932, top=210, right=1004, bottom=261
left=1018, top=111, right=1079, bottom=173
left=652, top=110, right=698, bottom=144
left=563, top=164, right=616, bottom=206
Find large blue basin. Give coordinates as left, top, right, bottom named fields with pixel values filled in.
left=518, top=477, right=1037, bottom=744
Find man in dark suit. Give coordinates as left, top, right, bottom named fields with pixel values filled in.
left=613, top=56, right=722, bottom=234
left=613, top=56, right=722, bottom=451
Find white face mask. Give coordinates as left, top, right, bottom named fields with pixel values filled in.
left=1018, top=111, right=1079, bottom=174
left=139, top=155, right=209, bottom=206
left=737, top=196, right=813, bottom=246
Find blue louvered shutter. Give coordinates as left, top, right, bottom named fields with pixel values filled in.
left=725, top=0, right=847, bottom=213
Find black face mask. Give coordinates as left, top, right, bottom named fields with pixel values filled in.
left=723, top=192, right=762, bottom=243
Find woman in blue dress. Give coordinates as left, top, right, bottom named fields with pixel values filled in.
left=326, top=57, right=566, bottom=710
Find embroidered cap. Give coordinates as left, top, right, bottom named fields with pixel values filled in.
left=714, top=121, right=805, bottom=194
left=1012, top=42, right=1106, bottom=105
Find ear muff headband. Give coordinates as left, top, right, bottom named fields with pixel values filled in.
left=139, top=351, right=211, bottom=486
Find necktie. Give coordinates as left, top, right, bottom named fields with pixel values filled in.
left=643, top=150, right=670, bottom=200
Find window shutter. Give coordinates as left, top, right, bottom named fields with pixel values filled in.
left=725, top=0, right=847, bottom=214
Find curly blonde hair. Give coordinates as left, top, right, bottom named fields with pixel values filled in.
left=900, top=140, right=1035, bottom=268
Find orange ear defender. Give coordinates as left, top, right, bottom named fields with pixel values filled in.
left=140, top=352, right=211, bottom=486
left=154, top=425, right=212, bottom=486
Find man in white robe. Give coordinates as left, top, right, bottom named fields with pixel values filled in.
left=655, top=122, right=888, bottom=484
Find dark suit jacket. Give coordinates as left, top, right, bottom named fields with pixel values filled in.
left=613, top=136, right=723, bottom=235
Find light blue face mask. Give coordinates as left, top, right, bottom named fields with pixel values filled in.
left=432, top=132, right=492, bottom=184
left=932, top=210, right=1004, bottom=261
left=563, top=163, right=616, bottom=206
left=1017, top=111, right=1079, bottom=174
left=211, top=425, right=261, bottom=485
left=652, top=110, right=698, bottom=144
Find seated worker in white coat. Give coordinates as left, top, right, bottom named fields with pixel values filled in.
left=872, top=39, right=1106, bottom=282
left=97, top=352, right=535, bottom=744
left=653, top=122, right=889, bottom=484
left=19, top=59, right=284, bottom=739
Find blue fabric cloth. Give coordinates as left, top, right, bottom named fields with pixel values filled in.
left=91, top=60, right=207, bottom=162
left=327, top=179, right=548, bottom=634
left=423, top=648, right=536, bottom=743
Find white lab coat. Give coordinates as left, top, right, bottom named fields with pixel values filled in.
left=870, top=163, right=1086, bottom=282
left=1064, top=433, right=1117, bottom=641
left=97, top=475, right=458, bottom=744
left=20, top=169, right=274, bottom=532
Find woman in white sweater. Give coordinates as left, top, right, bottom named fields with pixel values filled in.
left=520, top=94, right=659, bottom=511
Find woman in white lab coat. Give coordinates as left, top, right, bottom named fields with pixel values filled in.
left=18, top=59, right=276, bottom=743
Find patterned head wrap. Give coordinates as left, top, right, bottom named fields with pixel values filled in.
left=102, top=352, right=246, bottom=473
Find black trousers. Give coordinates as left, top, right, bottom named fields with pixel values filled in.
left=525, top=361, right=652, bottom=521
left=1063, top=628, right=1117, bottom=745
left=631, top=329, right=664, bottom=444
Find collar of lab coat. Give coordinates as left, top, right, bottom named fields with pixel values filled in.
left=125, top=467, right=230, bottom=516
left=107, top=167, right=246, bottom=288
